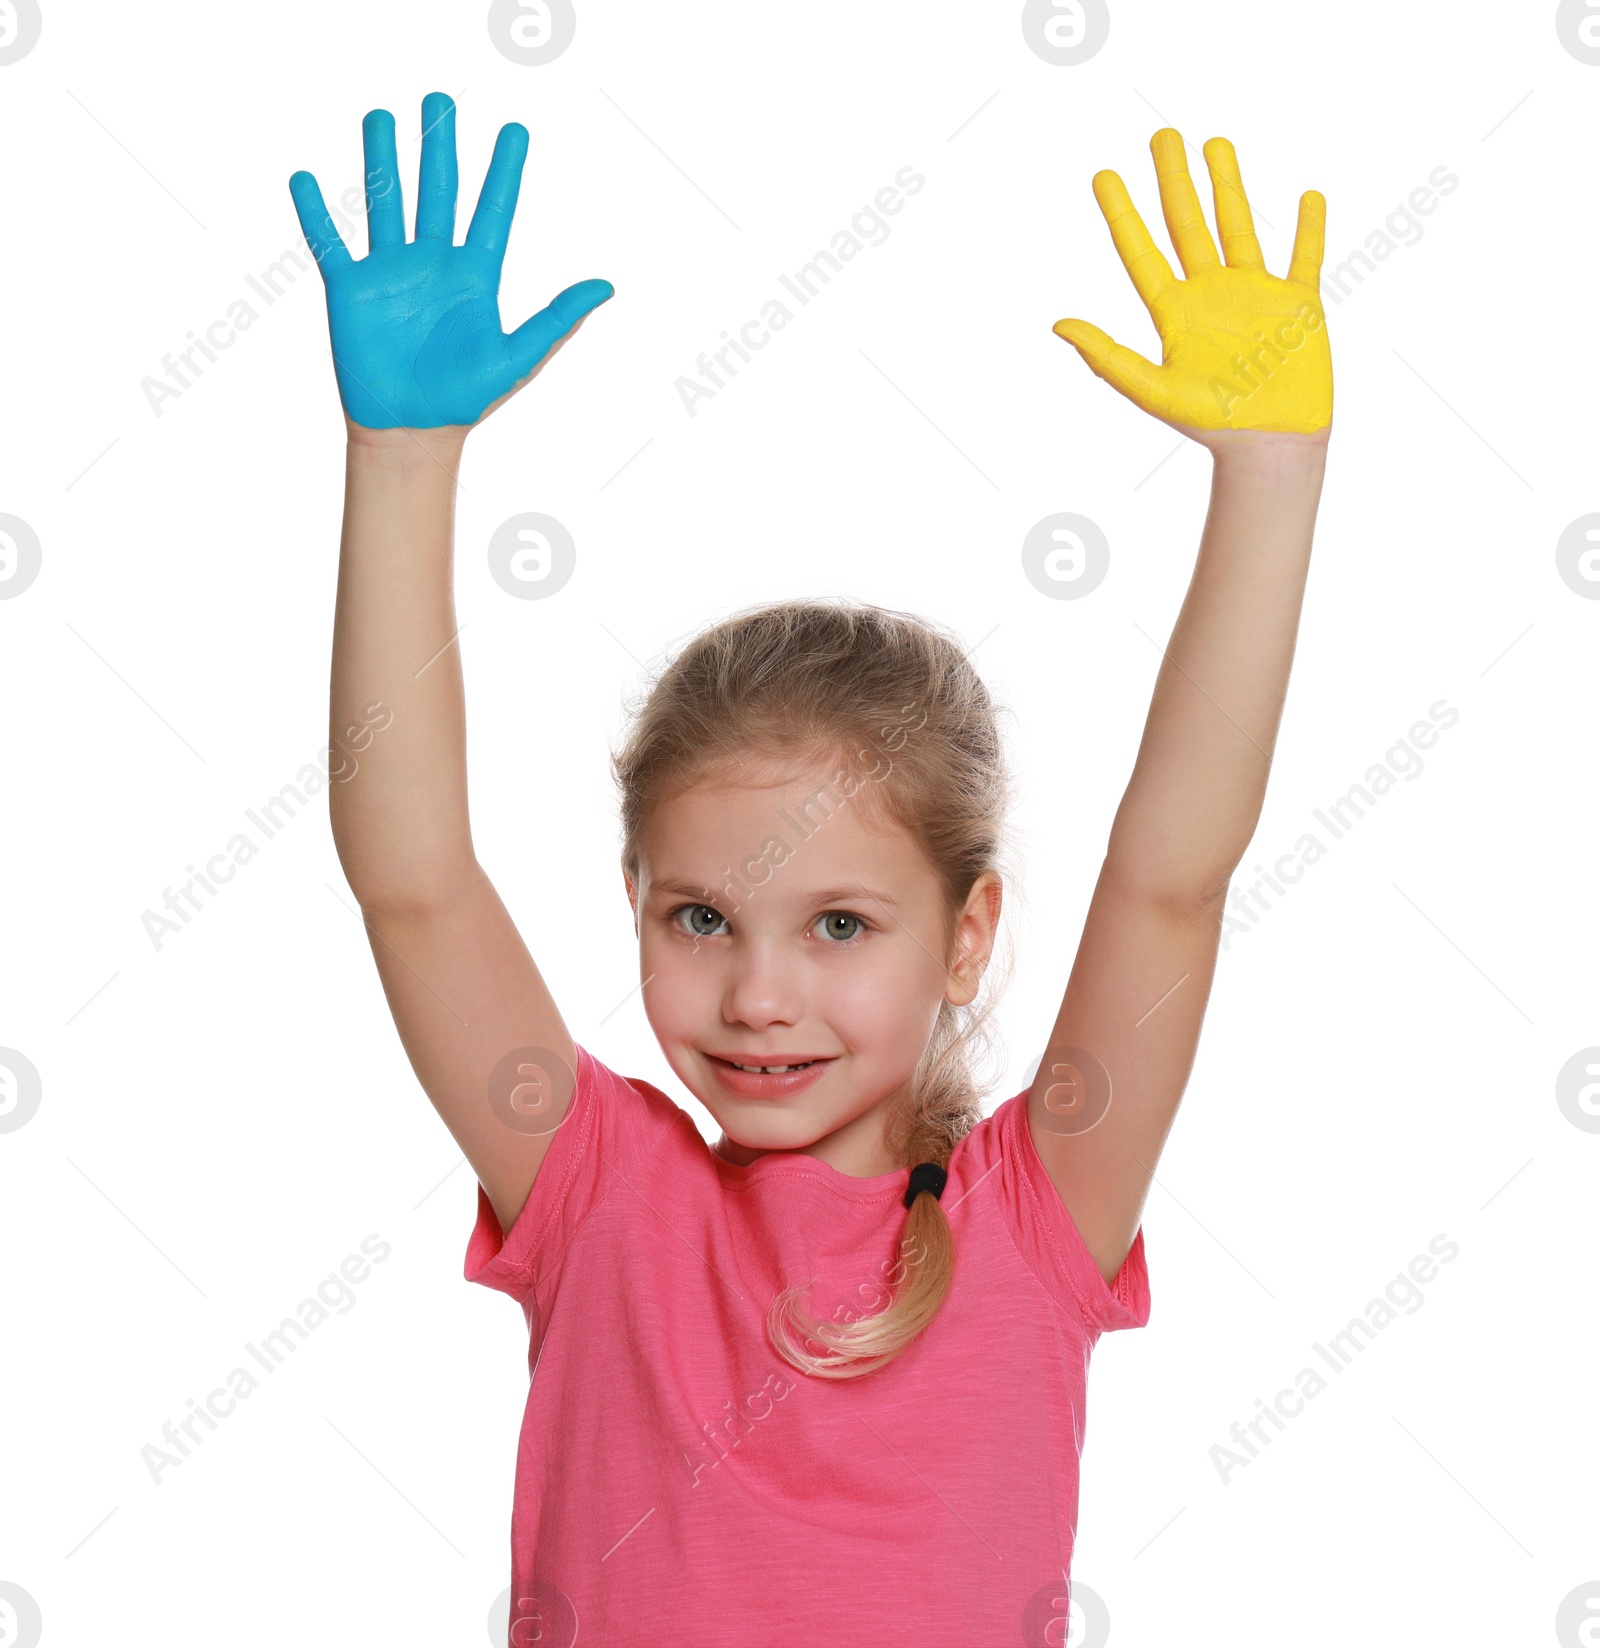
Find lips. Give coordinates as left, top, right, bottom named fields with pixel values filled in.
left=705, top=1054, right=835, bottom=1099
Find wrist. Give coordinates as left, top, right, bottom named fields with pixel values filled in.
left=344, top=419, right=470, bottom=473
left=1206, top=428, right=1330, bottom=484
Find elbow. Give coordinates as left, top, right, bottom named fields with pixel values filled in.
left=1102, top=853, right=1235, bottom=916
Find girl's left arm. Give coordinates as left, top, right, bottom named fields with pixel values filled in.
left=1033, top=129, right=1332, bottom=1284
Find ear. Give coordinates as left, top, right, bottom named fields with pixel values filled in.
left=946, top=871, right=1002, bottom=1007
left=624, top=871, right=639, bottom=936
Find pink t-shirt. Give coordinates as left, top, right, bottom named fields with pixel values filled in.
left=465, top=1043, right=1149, bottom=1646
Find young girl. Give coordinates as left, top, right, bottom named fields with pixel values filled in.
left=290, top=98, right=1331, bottom=1645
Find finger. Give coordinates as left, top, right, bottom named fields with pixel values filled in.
left=1287, top=188, right=1326, bottom=288
left=288, top=170, right=354, bottom=276
left=1089, top=168, right=1176, bottom=311
left=414, top=91, right=459, bottom=243
left=1202, top=136, right=1265, bottom=270
left=507, top=278, right=615, bottom=380
left=362, top=107, right=405, bottom=250
left=466, top=122, right=530, bottom=265
left=1150, top=128, right=1220, bottom=277
left=1052, top=318, right=1166, bottom=409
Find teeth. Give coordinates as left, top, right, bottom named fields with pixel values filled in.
left=731, top=1061, right=812, bottom=1074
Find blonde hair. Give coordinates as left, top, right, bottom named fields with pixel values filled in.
left=613, top=599, right=1009, bottom=1379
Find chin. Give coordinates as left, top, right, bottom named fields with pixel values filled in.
left=713, top=1106, right=823, bottom=1152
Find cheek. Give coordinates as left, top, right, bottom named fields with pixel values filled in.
left=639, top=936, right=713, bottom=1039
left=823, top=941, right=946, bottom=1052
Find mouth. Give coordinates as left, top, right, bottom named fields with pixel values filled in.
left=709, top=1054, right=830, bottom=1074
left=720, top=1059, right=819, bottom=1075
left=704, top=1054, right=836, bottom=1097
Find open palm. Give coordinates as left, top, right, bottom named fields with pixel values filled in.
left=289, top=93, right=612, bottom=430
left=1055, top=130, right=1331, bottom=439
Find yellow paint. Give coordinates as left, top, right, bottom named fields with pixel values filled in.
left=1054, top=130, right=1332, bottom=434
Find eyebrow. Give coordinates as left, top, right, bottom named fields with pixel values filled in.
left=806, top=884, right=900, bottom=908
left=648, top=878, right=899, bottom=909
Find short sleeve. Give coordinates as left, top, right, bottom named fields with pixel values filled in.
left=464, top=1043, right=656, bottom=1312
left=978, top=1090, right=1151, bottom=1335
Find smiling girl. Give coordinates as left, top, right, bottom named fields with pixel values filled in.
left=293, top=98, right=1330, bottom=1644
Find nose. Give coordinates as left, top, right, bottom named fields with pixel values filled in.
left=721, top=935, right=803, bottom=1031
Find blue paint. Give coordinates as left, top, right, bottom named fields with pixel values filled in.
left=289, top=93, right=612, bottom=429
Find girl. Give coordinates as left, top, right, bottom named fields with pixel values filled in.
left=290, top=98, right=1331, bottom=1645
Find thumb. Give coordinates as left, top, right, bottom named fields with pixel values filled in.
left=507, top=278, right=615, bottom=380
left=1053, top=318, right=1165, bottom=410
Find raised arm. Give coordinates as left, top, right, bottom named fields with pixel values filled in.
left=291, top=93, right=613, bottom=1237
left=1036, top=129, right=1331, bottom=1284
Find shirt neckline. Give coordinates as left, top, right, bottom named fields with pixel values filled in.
left=710, top=1142, right=913, bottom=1199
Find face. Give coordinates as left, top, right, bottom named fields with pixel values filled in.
left=627, top=759, right=999, bottom=1178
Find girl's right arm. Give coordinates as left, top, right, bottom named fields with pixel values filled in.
left=330, top=427, right=575, bottom=1240
left=291, top=94, right=613, bottom=1237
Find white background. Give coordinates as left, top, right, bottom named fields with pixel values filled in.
left=2, top=1, right=1597, bottom=1644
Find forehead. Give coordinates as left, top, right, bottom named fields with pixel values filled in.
left=636, top=765, right=935, bottom=900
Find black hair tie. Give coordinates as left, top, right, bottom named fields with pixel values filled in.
left=904, top=1162, right=948, bottom=1207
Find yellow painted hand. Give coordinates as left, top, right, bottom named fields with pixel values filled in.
left=1054, top=130, right=1332, bottom=436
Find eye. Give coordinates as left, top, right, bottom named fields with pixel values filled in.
left=813, top=911, right=866, bottom=943
left=672, top=903, right=729, bottom=938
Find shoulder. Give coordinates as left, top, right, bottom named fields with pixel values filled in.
left=949, top=1090, right=1152, bottom=1336
left=573, top=1044, right=706, bottom=1162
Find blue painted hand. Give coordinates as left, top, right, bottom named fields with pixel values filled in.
left=288, top=91, right=612, bottom=429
